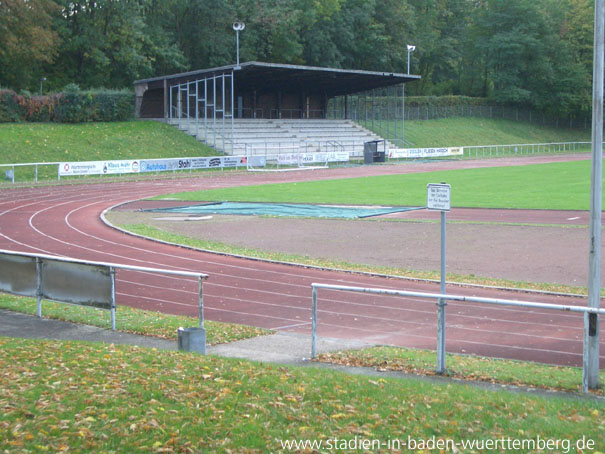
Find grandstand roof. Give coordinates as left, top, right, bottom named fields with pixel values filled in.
left=134, top=61, right=420, bottom=96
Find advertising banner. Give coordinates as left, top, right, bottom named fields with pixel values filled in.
left=388, top=147, right=464, bottom=159
left=60, top=160, right=140, bottom=176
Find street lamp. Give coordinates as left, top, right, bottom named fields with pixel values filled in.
left=406, top=45, right=416, bottom=74
left=39, top=77, right=47, bottom=96
left=233, top=21, right=245, bottom=69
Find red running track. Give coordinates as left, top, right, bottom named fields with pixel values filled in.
left=0, top=159, right=603, bottom=367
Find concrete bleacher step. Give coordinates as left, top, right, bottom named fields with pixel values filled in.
left=170, top=118, right=395, bottom=156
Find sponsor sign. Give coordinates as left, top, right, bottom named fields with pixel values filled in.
left=277, top=152, right=350, bottom=165
left=427, top=183, right=451, bottom=211
left=60, top=160, right=140, bottom=176
left=62, top=155, right=251, bottom=177
left=388, top=147, right=464, bottom=159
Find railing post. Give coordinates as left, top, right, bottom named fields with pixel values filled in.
left=312, top=285, right=318, bottom=359
left=110, top=267, right=116, bottom=331
left=198, top=276, right=204, bottom=329
left=36, top=257, right=42, bottom=317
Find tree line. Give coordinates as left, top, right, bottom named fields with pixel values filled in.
left=0, top=0, right=595, bottom=119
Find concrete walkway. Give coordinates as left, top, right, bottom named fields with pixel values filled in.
left=0, top=309, right=369, bottom=364
left=1, top=309, right=601, bottom=401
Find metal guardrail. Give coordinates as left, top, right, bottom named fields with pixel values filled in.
left=0, top=250, right=208, bottom=341
left=311, top=283, right=604, bottom=392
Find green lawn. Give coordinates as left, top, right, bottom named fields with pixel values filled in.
left=1, top=337, right=603, bottom=453
left=360, top=117, right=591, bottom=147
left=0, top=121, right=217, bottom=182
left=158, top=159, right=598, bottom=211
left=0, top=121, right=215, bottom=164
left=0, top=294, right=270, bottom=344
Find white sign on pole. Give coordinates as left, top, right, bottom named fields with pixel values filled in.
left=427, top=183, right=451, bottom=211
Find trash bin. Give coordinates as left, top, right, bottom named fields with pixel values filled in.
left=364, top=140, right=386, bottom=164
left=177, top=327, right=206, bottom=354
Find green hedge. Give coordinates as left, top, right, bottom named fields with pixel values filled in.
left=0, top=89, right=134, bottom=123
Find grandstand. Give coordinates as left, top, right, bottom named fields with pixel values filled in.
left=135, top=61, right=418, bottom=161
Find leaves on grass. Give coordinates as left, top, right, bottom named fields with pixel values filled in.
left=1, top=337, right=602, bottom=453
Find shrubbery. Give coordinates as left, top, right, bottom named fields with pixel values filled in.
left=0, top=87, right=134, bottom=123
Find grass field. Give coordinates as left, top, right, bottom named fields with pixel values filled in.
left=362, top=117, right=590, bottom=147
left=158, top=159, right=599, bottom=211
left=1, top=337, right=602, bottom=453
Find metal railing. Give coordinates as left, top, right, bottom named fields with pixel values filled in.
left=0, top=249, right=208, bottom=340
left=461, top=142, right=592, bottom=159
left=311, top=283, right=604, bottom=392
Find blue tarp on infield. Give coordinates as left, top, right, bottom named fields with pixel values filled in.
left=146, top=202, right=421, bottom=219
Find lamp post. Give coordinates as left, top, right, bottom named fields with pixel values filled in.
left=233, top=21, right=245, bottom=69
left=406, top=45, right=416, bottom=74
left=39, top=77, right=47, bottom=96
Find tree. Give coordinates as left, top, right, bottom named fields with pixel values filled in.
left=0, top=0, right=61, bottom=91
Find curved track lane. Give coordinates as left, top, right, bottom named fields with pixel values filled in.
left=0, top=160, right=603, bottom=367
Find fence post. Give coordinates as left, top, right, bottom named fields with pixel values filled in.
left=57, top=164, right=61, bottom=182
left=312, top=285, right=318, bottom=359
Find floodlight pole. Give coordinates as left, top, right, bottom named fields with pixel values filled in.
left=236, top=30, right=240, bottom=67
left=586, top=0, right=603, bottom=391
left=233, top=21, right=245, bottom=70
left=406, top=45, right=415, bottom=75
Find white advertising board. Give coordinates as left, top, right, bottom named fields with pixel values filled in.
left=388, top=147, right=464, bottom=159
left=60, top=160, right=140, bottom=176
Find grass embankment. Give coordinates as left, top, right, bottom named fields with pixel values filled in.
left=360, top=117, right=590, bottom=147
left=156, top=160, right=599, bottom=211
left=0, top=294, right=269, bottom=344
left=0, top=121, right=216, bottom=182
left=1, top=337, right=603, bottom=453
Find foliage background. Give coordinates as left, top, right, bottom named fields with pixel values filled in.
left=0, top=0, right=595, bottom=119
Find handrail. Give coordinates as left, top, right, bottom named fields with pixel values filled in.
left=311, top=282, right=603, bottom=392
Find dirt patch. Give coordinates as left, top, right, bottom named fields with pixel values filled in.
left=108, top=207, right=599, bottom=287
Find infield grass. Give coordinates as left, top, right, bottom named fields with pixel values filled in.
left=1, top=337, right=603, bottom=453
left=157, top=159, right=599, bottom=211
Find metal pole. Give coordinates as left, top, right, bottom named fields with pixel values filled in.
left=36, top=258, right=42, bottom=317
left=198, top=276, right=204, bottom=329
left=436, top=210, right=447, bottom=373
left=586, top=0, right=603, bottom=391
left=312, top=286, right=318, bottom=359
left=402, top=84, right=405, bottom=146
left=110, top=267, right=116, bottom=331
left=236, top=30, right=240, bottom=66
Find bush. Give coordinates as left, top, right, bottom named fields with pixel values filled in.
left=0, top=88, right=134, bottom=123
